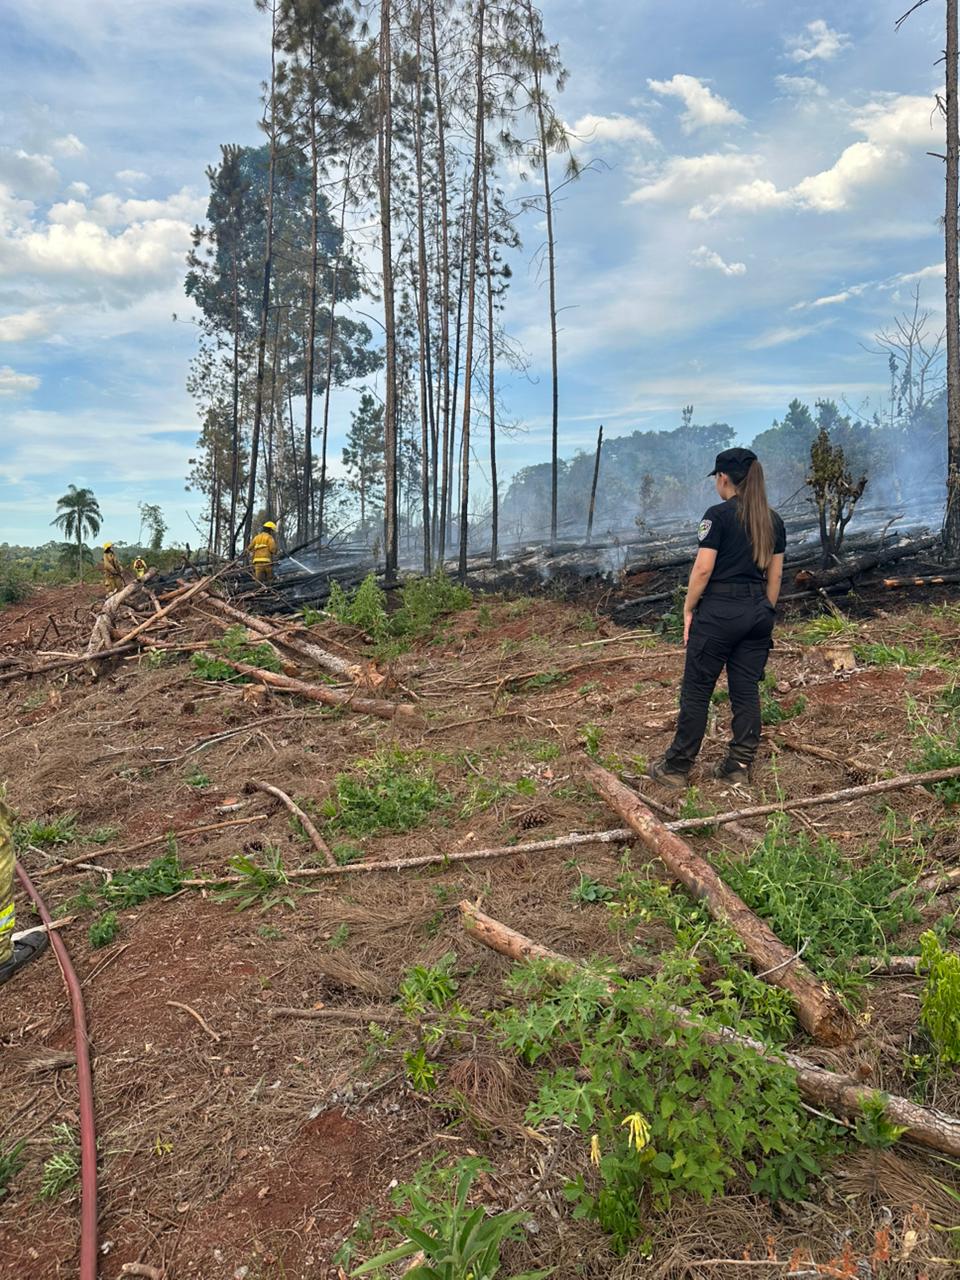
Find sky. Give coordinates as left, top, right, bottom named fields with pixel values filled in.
left=0, top=0, right=950, bottom=547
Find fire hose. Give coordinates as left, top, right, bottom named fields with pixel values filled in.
left=15, top=862, right=98, bottom=1280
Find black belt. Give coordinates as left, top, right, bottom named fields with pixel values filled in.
left=702, top=582, right=766, bottom=597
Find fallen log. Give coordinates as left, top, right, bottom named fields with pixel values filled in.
left=459, top=903, right=960, bottom=1159
left=665, top=764, right=960, bottom=835
left=245, top=780, right=334, bottom=867
left=107, top=566, right=233, bottom=654
left=774, top=735, right=875, bottom=781
left=856, top=956, right=922, bottom=976
left=883, top=572, right=960, bottom=590
left=199, top=594, right=366, bottom=682
left=586, top=763, right=855, bottom=1045
left=200, top=654, right=421, bottom=724
left=0, top=641, right=142, bottom=684
left=84, top=570, right=157, bottom=659
left=795, top=535, right=938, bottom=591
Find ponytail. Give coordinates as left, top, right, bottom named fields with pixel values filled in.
left=736, top=461, right=774, bottom=570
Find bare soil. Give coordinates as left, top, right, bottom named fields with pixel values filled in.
left=2, top=583, right=960, bottom=1278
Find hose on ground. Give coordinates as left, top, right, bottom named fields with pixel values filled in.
left=15, top=861, right=98, bottom=1280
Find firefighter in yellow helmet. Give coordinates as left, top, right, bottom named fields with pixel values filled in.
left=132, top=555, right=148, bottom=580
left=102, top=542, right=124, bottom=593
left=0, top=796, right=49, bottom=986
left=247, top=521, right=278, bottom=585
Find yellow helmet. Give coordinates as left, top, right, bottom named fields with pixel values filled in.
left=263, top=520, right=277, bottom=531
left=103, top=541, right=113, bottom=550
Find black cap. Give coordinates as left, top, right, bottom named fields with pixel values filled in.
left=708, top=447, right=757, bottom=482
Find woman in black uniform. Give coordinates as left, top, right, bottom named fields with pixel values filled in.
left=648, top=447, right=786, bottom=785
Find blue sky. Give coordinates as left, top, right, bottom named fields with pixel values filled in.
left=0, top=0, right=949, bottom=546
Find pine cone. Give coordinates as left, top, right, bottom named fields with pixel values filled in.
left=516, top=807, right=550, bottom=831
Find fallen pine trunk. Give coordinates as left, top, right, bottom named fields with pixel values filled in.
left=586, top=762, right=855, bottom=1045
left=459, top=902, right=960, bottom=1159
left=84, top=570, right=157, bottom=660
left=202, top=654, right=422, bottom=724
left=245, top=780, right=334, bottom=867
left=107, top=565, right=234, bottom=654
left=199, top=594, right=366, bottom=682
left=883, top=572, right=960, bottom=590
left=794, top=535, right=938, bottom=590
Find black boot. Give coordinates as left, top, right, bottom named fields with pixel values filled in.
left=646, top=757, right=691, bottom=790
left=712, top=757, right=752, bottom=782
left=0, top=930, right=49, bottom=985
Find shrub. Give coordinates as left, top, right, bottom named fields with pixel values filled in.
left=88, top=912, right=120, bottom=949
left=191, top=625, right=283, bottom=682
left=326, top=748, right=446, bottom=836
left=919, top=930, right=960, bottom=1064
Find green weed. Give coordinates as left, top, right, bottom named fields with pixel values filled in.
left=571, top=874, right=615, bottom=907
left=215, top=848, right=298, bottom=912
left=88, top=912, right=120, bottom=949
left=0, top=1140, right=26, bottom=1200
left=853, top=1093, right=907, bottom=1149
left=86, top=825, right=119, bottom=846
left=352, top=1157, right=550, bottom=1279
left=328, top=923, right=350, bottom=949
left=326, top=748, right=446, bottom=837
left=190, top=625, right=283, bottom=682
left=332, top=840, right=364, bottom=866
left=919, top=930, right=960, bottom=1063
left=760, top=677, right=807, bottom=725
left=392, top=572, right=471, bottom=638
left=14, top=812, right=79, bottom=851
left=60, top=888, right=99, bottom=915
left=581, top=723, right=603, bottom=761
left=39, top=1124, right=80, bottom=1200
left=909, top=704, right=960, bottom=803
left=301, top=605, right=323, bottom=627
left=185, top=768, right=211, bottom=789
left=801, top=613, right=855, bottom=644
left=102, top=848, right=184, bottom=908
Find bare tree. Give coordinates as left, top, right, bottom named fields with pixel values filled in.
left=867, top=282, right=945, bottom=419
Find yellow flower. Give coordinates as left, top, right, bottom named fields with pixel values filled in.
left=590, top=1134, right=601, bottom=1166
left=622, top=1112, right=651, bottom=1152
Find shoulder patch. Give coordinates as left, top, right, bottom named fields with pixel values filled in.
left=697, top=518, right=712, bottom=542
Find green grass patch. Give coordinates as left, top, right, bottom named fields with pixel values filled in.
left=323, top=748, right=447, bottom=837
left=102, top=848, right=184, bottom=908
left=88, top=911, right=120, bottom=949
left=191, top=625, right=283, bottom=682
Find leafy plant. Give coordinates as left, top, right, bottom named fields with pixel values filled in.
left=352, top=1157, right=551, bottom=1279
left=919, top=929, right=960, bottom=1064
left=327, top=748, right=446, bottom=836
left=716, top=814, right=923, bottom=999
left=400, top=952, right=459, bottom=1015
left=760, top=677, right=806, bottom=726
left=39, top=1124, right=80, bottom=1200
left=581, top=723, right=603, bottom=761
left=572, top=874, right=615, bottom=906
left=332, top=840, right=364, bottom=866
left=86, top=825, right=119, bottom=846
left=657, top=584, right=687, bottom=643
left=855, top=641, right=930, bottom=669
left=0, top=1139, right=26, bottom=1199
left=853, top=1093, right=907, bottom=1149
left=392, top=571, right=472, bottom=638
left=215, top=847, right=298, bottom=912
left=326, top=572, right=389, bottom=638
left=102, top=848, right=184, bottom=908
left=301, top=605, right=323, bottom=627
left=60, top=888, right=99, bottom=915
left=909, top=705, right=960, bottom=803
left=14, top=811, right=79, bottom=851
left=190, top=625, right=283, bottom=682
left=801, top=613, right=855, bottom=644
left=498, top=960, right=836, bottom=1254
left=88, top=912, right=120, bottom=949
left=185, top=768, right=211, bottom=789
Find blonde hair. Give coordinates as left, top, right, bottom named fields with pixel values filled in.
left=736, top=461, right=774, bottom=570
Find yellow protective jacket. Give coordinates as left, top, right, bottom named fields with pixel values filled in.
left=132, top=558, right=147, bottom=579
left=103, top=550, right=123, bottom=579
left=248, top=532, right=277, bottom=566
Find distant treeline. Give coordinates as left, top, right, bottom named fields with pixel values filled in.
left=499, top=394, right=947, bottom=541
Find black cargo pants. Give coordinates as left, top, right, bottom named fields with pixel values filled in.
left=664, top=583, right=775, bottom=772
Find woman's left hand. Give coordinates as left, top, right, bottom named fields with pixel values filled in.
left=683, top=610, right=694, bottom=646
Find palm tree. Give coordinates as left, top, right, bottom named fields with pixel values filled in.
left=51, top=486, right=102, bottom=582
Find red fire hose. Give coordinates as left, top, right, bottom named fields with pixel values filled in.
left=15, top=862, right=98, bottom=1280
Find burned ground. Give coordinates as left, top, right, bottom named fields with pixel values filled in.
left=2, top=582, right=960, bottom=1278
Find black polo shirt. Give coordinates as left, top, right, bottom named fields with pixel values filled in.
left=696, top=498, right=786, bottom=584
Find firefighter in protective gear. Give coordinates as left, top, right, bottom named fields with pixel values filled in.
left=0, top=796, right=49, bottom=986
left=102, top=542, right=124, bottom=593
left=248, top=521, right=278, bottom=585
left=132, top=555, right=148, bottom=580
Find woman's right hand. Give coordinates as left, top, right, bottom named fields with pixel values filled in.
left=683, top=610, right=694, bottom=647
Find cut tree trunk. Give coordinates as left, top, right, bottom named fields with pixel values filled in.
left=459, top=903, right=960, bottom=1159
left=794, top=536, right=937, bottom=590
left=84, top=571, right=157, bottom=658
left=199, top=594, right=363, bottom=681
left=586, top=763, right=855, bottom=1045
left=202, top=655, right=421, bottom=724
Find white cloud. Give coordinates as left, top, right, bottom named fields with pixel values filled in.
left=647, top=74, right=745, bottom=132
left=747, top=323, right=826, bottom=350
left=786, top=19, right=850, bottom=64
left=0, top=309, right=54, bottom=342
left=569, top=113, right=656, bottom=147
left=691, top=178, right=793, bottom=220
left=690, top=244, right=746, bottom=276
left=852, top=94, right=939, bottom=148
left=627, top=152, right=759, bottom=205
left=51, top=133, right=86, bottom=157
left=116, top=168, right=149, bottom=185
left=0, top=365, right=40, bottom=395
left=775, top=75, right=827, bottom=98
left=893, top=262, right=945, bottom=285
left=793, top=140, right=890, bottom=211
left=66, top=181, right=90, bottom=198
left=0, top=149, right=60, bottom=198
left=791, top=285, right=868, bottom=311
